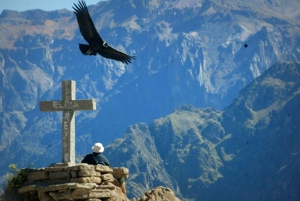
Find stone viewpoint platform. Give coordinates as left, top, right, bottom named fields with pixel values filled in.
left=3, top=79, right=181, bottom=201
left=17, top=163, right=129, bottom=201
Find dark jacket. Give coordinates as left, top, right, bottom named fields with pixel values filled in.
left=81, top=152, right=110, bottom=166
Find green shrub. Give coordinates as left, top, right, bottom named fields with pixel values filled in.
left=4, top=164, right=31, bottom=191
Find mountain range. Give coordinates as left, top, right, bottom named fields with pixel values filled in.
left=105, top=61, right=300, bottom=200
left=0, top=0, right=299, bottom=200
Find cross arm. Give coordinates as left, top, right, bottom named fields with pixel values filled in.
left=40, top=99, right=96, bottom=112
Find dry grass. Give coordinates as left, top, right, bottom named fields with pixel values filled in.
left=0, top=16, right=77, bottom=49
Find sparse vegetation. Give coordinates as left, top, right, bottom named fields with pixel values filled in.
left=4, top=164, right=31, bottom=191
left=118, top=176, right=127, bottom=194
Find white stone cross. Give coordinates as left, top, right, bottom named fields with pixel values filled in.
left=40, top=80, right=96, bottom=164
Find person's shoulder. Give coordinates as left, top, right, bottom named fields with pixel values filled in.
left=83, top=153, right=93, bottom=158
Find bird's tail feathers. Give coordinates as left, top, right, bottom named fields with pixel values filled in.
left=79, top=44, right=96, bottom=56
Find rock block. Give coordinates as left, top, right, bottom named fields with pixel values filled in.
left=49, top=190, right=72, bottom=201
left=49, top=171, right=70, bottom=180
left=68, top=183, right=98, bottom=190
left=101, top=174, right=114, bottom=181
left=112, top=167, right=129, bottom=179
left=49, top=162, right=74, bottom=167
left=44, top=167, right=66, bottom=172
left=28, top=168, right=45, bottom=172
left=78, top=169, right=101, bottom=177
left=95, top=165, right=113, bottom=173
left=71, top=188, right=90, bottom=199
left=110, top=186, right=127, bottom=200
left=36, top=183, right=70, bottom=192
left=48, top=179, right=70, bottom=185
left=70, top=171, right=77, bottom=178
left=97, top=184, right=116, bottom=190
left=38, top=191, right=54, bottom=201
left=70, top=177, right=101, bottom=184
left=27, top=171, right=49, bottom=181
left=78, top=164, right=95, bottom=171
left=89, top=189, right=112, bottom=198
left=66, top=165, right=79, bottom=171
left=18, top=185, right=36, bottom=193
left=110, top=179, right=126, bottom=193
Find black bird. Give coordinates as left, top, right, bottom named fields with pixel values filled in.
left=244, top=43, right=248, bottom=48
left=72, top=0, right=135, bottom=64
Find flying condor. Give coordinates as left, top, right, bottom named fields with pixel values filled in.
left=73, top=0, right=135, bottom=64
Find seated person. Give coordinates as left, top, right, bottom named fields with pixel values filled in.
left=81, top=142, right=110, bottom=167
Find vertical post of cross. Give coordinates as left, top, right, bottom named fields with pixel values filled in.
left=62, top=80, right=75, bottom=164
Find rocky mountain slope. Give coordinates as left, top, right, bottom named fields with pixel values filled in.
left=0, top=0, right=300, bottom=192
left=105, top=61, right=300, bottom=200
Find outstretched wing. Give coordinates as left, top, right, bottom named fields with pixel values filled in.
left=100, top=46, right=136, bottom=65
left=72, top=0, right=103, bottom=44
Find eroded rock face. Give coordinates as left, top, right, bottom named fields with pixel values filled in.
left=132, top=186, right=181, bottom=201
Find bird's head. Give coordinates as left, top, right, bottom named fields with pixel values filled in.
left=103, top=41, right=108, bottom=48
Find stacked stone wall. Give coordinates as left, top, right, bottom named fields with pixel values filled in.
left=17, top=163, right=129, bottom=201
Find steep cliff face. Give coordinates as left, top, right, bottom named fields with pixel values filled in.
left=105, top=123, right=179, bottom=199
left=0, top=0, right=300, bottom=185
left=216, top=61, right=300, bottom=201
left=105, top=61, right=300, bottom=200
